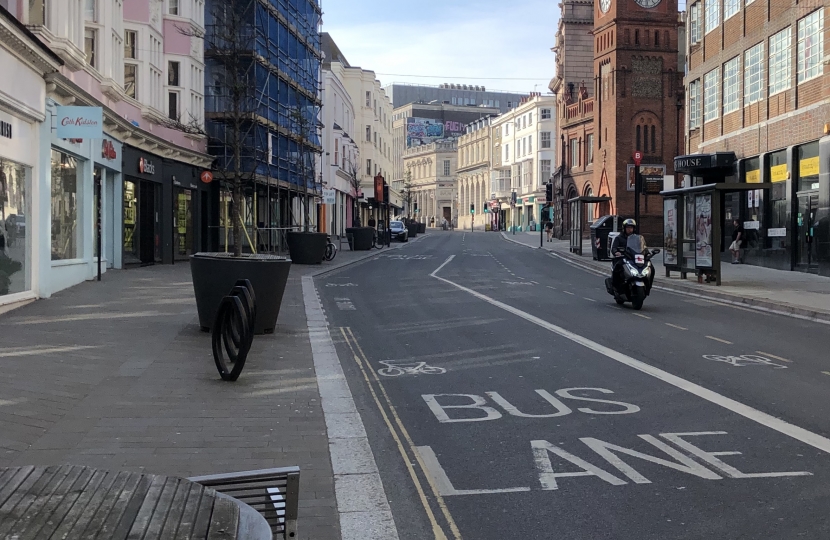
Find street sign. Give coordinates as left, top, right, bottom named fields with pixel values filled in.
left=200, top=171, right=214, bottom=184
left=633, top=151, right=643, bottom=166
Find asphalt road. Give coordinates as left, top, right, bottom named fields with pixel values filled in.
left=316, top=231, right=830, bottom=540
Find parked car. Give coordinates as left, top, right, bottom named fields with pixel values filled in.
left=389, top=221, right=408, bottom=242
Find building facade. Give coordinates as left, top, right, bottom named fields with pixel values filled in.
left=2, top=0, right=211, bottom=311
left=205, top=0, right=322, bottom=253
left=321, top=52, right=359, bottom=236
left=384, top=83, right=528, bottom=114
left=490, top=94, right=558, bottom=231
left=403, top=141, right=458, bottom=227
left=457, top=117, right=493, bottom=231
left=684, top=0, right=829, bottom=275
left=391, top=102, right=499, bottom=199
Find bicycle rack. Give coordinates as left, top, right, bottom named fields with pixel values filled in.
left=212, top=279, right=257, bottom=381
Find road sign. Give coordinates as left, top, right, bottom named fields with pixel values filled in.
left=200, top=171, right=214, bottom=184
left=633, top=151, right=643, bottom=166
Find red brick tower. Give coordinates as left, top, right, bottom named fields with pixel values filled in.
left=593, top=0, right=684, bottom=242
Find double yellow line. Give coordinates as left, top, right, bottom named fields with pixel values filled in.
left=339, top=327, right=461, bottom=540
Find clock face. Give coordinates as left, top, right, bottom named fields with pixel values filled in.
left=600, top=0, right=612, bottom=12
left=634, top=0, right=661, bottom=7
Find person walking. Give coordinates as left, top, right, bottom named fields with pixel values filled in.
left=545, top=220, right=554, bottom=242
left=729, top=219, right=745, bottom=263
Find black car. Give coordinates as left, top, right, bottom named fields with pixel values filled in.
left=389, top=221, right=408, bottom=242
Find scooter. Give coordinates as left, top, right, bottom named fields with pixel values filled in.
left=604, top=234, right=660, bottom=310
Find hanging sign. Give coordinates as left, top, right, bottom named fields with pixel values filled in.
left=56, top=106, right=103, bottom=139
left=323, top=188, right=336, bottom=204
left=200, top=171, right=214, bottom=184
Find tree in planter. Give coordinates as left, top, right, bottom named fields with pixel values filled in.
left=347, top=159, right=362, bottom=227
left=288, top=102, right=321, bottom=233
left=401, top=169, right=414, bottom=222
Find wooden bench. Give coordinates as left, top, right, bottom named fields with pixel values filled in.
left=189, top=466, right=300, bottom=539
left=0, top=465, right=270, bottom=539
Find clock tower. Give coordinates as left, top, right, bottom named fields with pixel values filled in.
left=593, top=0, right=684, bottom=241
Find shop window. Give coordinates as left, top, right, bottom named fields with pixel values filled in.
left=50, top=150, right=79, bottom=261
left=797, top=142, right=819, bottom=192
left=0, top=160, right=29, bottom=296
left=766, top=150, right=788, bottom=251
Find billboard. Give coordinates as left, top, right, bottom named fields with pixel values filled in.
left=406, top=118, right=467, bottom=147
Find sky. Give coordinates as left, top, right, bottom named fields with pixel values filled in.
left=320, top=0, right=559, bottom=94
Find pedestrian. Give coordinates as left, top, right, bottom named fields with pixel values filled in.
left=545, top=220, right=554, bottom=242
left=729, top=219, right=745, bottom=263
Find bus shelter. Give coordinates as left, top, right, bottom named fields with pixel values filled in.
left=568, top=195, right=612, bottom=255
left=660, top=182, right=772, bottom=285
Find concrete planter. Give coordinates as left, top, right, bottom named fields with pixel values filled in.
left=287, top=231, right=327, bottom=264
left=418, top=223, right=426, bottom=234
left=346, top=227, right=374, bottom=250
left=407, top=223, right=419, bottom=238
left=190, top=253, right=291, bottom=334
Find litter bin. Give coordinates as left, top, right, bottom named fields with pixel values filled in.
left=590, top=215, right=618, bottom=261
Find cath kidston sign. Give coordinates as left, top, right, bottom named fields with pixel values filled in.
left=56, top=106, right=103, bottom=139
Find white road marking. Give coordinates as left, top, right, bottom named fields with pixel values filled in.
left=430, top=260, right=830, bottom=455
left=666, top=323, right=688, bottom=330
left=583, top=297, right=597, bottom=302
left=755, top=351, right=792, bottom=363
left=0, top=345, right=99, bottom=357
left=822, top=372, right=830, bottom=377
left=547, top=286, right=556, bottom=290
left=417, top=445, right=531, bottom=495
left=563, top=291, right=575, bottom=296
left=633, top=313, right=651, bottom=320
left=706, top=336, right=733, bottom=345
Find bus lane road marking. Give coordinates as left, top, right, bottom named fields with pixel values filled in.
left=429, top=256, right=830, bottom=456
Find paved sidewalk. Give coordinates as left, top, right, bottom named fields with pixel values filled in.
left=503, top=231, right=830, bottom=323
left=0, top=241, right=409, bottom=540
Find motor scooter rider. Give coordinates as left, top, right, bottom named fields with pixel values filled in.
left=611, top=219, right=641, bottom=289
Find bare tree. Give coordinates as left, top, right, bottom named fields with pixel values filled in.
left=289, top=101, right=319, bottom=233
left=347, top=159, right=362, bottom=227
left=401, top=169, right=414, bottom=221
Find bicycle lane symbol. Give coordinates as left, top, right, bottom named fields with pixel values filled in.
left=702, top=354, right=788, bottom=369
left=377, top=361, right=447, bottom=377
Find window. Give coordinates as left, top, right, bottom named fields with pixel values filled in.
left=124, top=30, right=137, bottom=59
left=84, top=0, right=97, bottom=21
left=366, top=159, right=372, bottom=176
left=169, top=0, right=178, bottom=15
left=528, top=113, right=533, bottom=125
left=505, top=144, right=509, bottom=161
left=541, top=132, right=551, bottom=149
left=724, top=0, right=739, bottom=21
left=703, top=68, right=719, bottom=122
left=51, top=150, right=78, bottom=261
left=705, top=0, right=719, bottom=34
left=366, top=125, right=371, bottom=142
left=84, top=29, right=96, bottom=67
left=365, top=91, right=370, bottom=107
left=516, top=140, right=520, bottom=157
left=744, top=43, right=764, bottom=104
left=523, top=138, right=527, bottom=155
left=570, top=138, right=579, bottom=168
left=723, top=56, right=740, bottom=114
left=689, top=79, right=701, bottom=128
left=505, top=124, right=510, bottom=135
left=636, top=125, right=642, bottom=150
left=541, top=108, right=551, bottom=120
left=528, top=135, right=532, bottom=153
left=373, top=132, right=377, bottom=146
left=651, top=125, right=656, bottom=153
left=587, top=134, right=594, bottom=164
left=443, top=160, right=450, bottom=176
left=654, top=31, right=660, bottom=46
left=769, top=27, right=792, bottom=95
left=29, top=0, right=46, bottom=24
left=798, top=9, right=824, bottom=83
left=168, top=91, right=178, bottom=119
left=167, top=61, right=180, bottom=87
left=124, top=63, right=137, bottom=98
left=541, top=160, right=551, bottom=182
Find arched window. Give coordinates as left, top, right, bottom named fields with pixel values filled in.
left=625, top=29, right=630, bottom=45
left=636, top=125, right=641, bottom=151
left=651, top=125, right=656, bottom=153
left=654, top=31, right=660, bottom=46
left=664, top=31, right=669, bottom=49
left=635, top=30, right=640, bottom=45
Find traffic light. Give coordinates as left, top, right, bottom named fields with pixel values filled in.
left=545, top=183, right=553, bottom=202
left=470, top=204, right=475, bottom=214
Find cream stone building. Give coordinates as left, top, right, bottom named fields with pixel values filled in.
left=457, top=116, right=494, bottom=231
left=403, top=141, right=458, bottom=227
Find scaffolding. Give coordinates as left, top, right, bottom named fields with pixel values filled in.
left=204, top=0, right=323, bottom=254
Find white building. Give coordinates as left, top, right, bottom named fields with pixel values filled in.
left=0, top=0, right=211, bottom=312
left=331, top=47, right=397, bottom=223
left=490, top=93, right=557, bottom=231
left=321, top=63, right=359, bottom=236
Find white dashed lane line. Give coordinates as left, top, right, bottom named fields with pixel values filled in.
left=562, top=291, right=575, bottom=296
left=632, top=313, right=651, bottom=319
left=583, top=297, right=597, bottom=302
left=666, top=323, right=688, bottom=330
left=706, top=335, right=733, bottom=345
left=756, top=351, right=792, bottom=363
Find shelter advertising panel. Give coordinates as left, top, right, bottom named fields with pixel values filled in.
left=695, top=193, right=713, bottom=267
left=663, top=198, right=678, bottom=265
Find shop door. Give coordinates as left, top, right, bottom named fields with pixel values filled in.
left=173, top=188, right=193, bottom=260
left=123, top=180, right=140, bottom=265
left=138, top=181, right=157, bottom=265
left=796, top=191, right=819, bottom=273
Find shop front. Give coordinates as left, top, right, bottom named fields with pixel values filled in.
left=0, top=109, right=37, bottom=306
left=675, top=144, right=830, bottom=276
left=165, top=158, right=208, bottom=261
left=93, top=136, right=123, bottom=271
left=122, top=146, right=165, bottom=266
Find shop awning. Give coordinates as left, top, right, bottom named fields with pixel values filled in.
left=660, top=182, right=773, bottom=196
